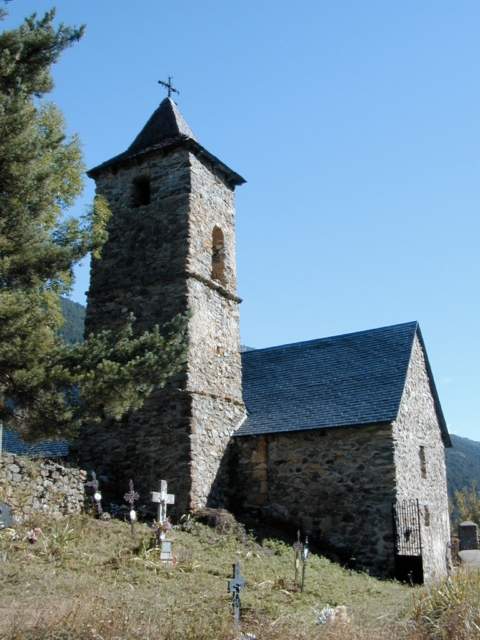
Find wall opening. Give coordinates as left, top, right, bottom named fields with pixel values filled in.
left=419, top=446, right=427, bottom=479
left=211, top=226, right=226, bottom=284
left=131, top=176, right=151, bottom=207
left=424, top=505, right=430, bottom=527
left=393, top=499, right=424, bottom=584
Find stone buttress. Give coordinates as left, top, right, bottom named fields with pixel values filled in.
left=78, top=98, right=246, bottom=515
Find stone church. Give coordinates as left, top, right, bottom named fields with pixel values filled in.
left=79, top=96, right=451, bottom=583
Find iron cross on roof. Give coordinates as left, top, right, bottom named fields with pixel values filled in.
left=158, top=76, right=179, bottom=98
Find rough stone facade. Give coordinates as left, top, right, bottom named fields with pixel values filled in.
left=233, top=425, right=397, bottom=576
left=233, top=335, right=451, bottom=581
left=0, top=453, right=86, bottom=521
left=80, top=142, right=245, bottom=515
left=392, top=335, right=451, bottom=582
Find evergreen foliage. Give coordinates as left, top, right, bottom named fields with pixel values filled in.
left=0, top=9, right=187, bottom=440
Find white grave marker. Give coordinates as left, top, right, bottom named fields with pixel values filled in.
left=151, top=480, right=175, bottom=525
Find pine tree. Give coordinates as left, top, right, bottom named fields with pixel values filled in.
left=0, top=10, right=187, bottom=439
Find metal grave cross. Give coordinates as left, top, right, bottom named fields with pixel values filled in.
left=158, top=76, right=179, bottom=99
left=293, top=529, right=303, bottom=588
left=151, top=480, right=175, bottom=524
left=124, top=479, right=140, bottom=535
left=293, top=530, right=309, bottom=591
left=85, top=470, right=103, bottom=517
left=227, top=561, right=246, bottom=626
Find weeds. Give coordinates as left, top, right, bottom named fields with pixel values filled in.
left=411, top=569, right=480, bottom=639
left=1, top=514, right=476, bottom=639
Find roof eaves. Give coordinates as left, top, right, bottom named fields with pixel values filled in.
left=415, top=326, right=451, bottom=448
left=87, top=137, right=246, bottom=187
left=390, top=320, right=419, bottom=424
left=233, top=418, right=395, bottom=438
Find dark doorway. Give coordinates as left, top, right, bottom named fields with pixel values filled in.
left=394, top=554, right=424, bottom=584
left=393, top=499, right=424, bottom=584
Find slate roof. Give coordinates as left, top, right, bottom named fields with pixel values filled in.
left=2, top=429, right=69, bottom=458
left=88, top=98, right=245, bottom=187
left=127, top=97, right=197, bottom=151
left=236, top=321, right=450, bottom=446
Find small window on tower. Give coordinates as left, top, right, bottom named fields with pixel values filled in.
left=419, top=446, right=427, bottom=479
left=132, top=176, right=151, bottom=207
left=211, top=226, right=226, bottom=284
left=424, top=505, right=431, bottom=527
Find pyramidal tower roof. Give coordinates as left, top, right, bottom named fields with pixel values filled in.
left=127, top=97, right=197, bottom=153
left=88, top=98, right=245, bottom=187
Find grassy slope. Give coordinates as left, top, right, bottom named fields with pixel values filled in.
left=0, top=515, right=413, bottom=639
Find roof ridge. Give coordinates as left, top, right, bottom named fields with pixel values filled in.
left=242, top=321, right=419, bottom=356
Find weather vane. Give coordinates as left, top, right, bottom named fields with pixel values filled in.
left=158, top=76, right=179, bottom=99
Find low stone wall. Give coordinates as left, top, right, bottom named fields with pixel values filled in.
left=0, top=453, right=86, bottom=521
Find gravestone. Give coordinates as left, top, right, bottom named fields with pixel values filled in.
left=151, top=480, right=175, bottom=524
left=85, top=471, right=103, bottom=517
left=0, top=502, right=13, bottom=529
left=228, top=562, right=245, bottom=626
left=151, top=480, right=175, bottom=563
left=124, top=479, right=140, bottom=536
left=459, top=521, right=479, bottom=551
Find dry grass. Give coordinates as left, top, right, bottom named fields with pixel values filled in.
left=0, top=514, right=477, bottom=639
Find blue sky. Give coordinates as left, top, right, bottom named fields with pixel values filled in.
left=4, top=1, right=480, bottom=440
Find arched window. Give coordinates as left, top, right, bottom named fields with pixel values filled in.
left=131, top=176, right=151, bottom=207
left=211, top=226, right=226, bottom=284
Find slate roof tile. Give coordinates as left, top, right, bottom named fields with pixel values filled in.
left=236, top=321, right=449, bottom=444
left=2, top=430, right=69, bottom=458
left=87, top=98, right=245, bottom=187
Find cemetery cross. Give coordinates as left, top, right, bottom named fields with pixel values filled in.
left=151, top=480, right=175, bottom=563
left=228, top=561, right=245, bottom=627
left=85, top=471, right=103, bottom=517
left=151, top=480, right=175, bottom=525
left=123, top=479, right=140, bottom=536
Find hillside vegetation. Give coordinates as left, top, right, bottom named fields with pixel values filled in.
left=59, top=298, right=86, bottom=344
left=447, top=434, right=480, bottom=494
left=0, top=513, right=479, bottom=640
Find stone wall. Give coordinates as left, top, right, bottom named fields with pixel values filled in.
left=77, top=389, right=193, bottom=517
left=185, top=156, right=245, bottom=508
left=392, top=335, right=451, bottom=582
left=233, top=424, right=397, bottom=576
left=0, top=453, right=85, bottom=521
left=85, top=148, right=191, bottom=334
left=82, top=142, right=245, bottom=514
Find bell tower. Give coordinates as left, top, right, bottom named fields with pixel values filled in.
left=81, top=97, right=246, bottom=514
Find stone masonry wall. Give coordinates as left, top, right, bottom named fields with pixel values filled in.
left=80, top=148, right=194, bottom=513
left=0, top=454, right=85, bottom=521
left=234, top=425, right=397, bottom=576
left=86, top=148, right=191, bottom=334
left=81, top=144, right=245, bottom=514
left=392, top=335, right=451, bottom=582
left=186, top=153, right=245, bottom=508
left=77, top=389, right=193, bottom=517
